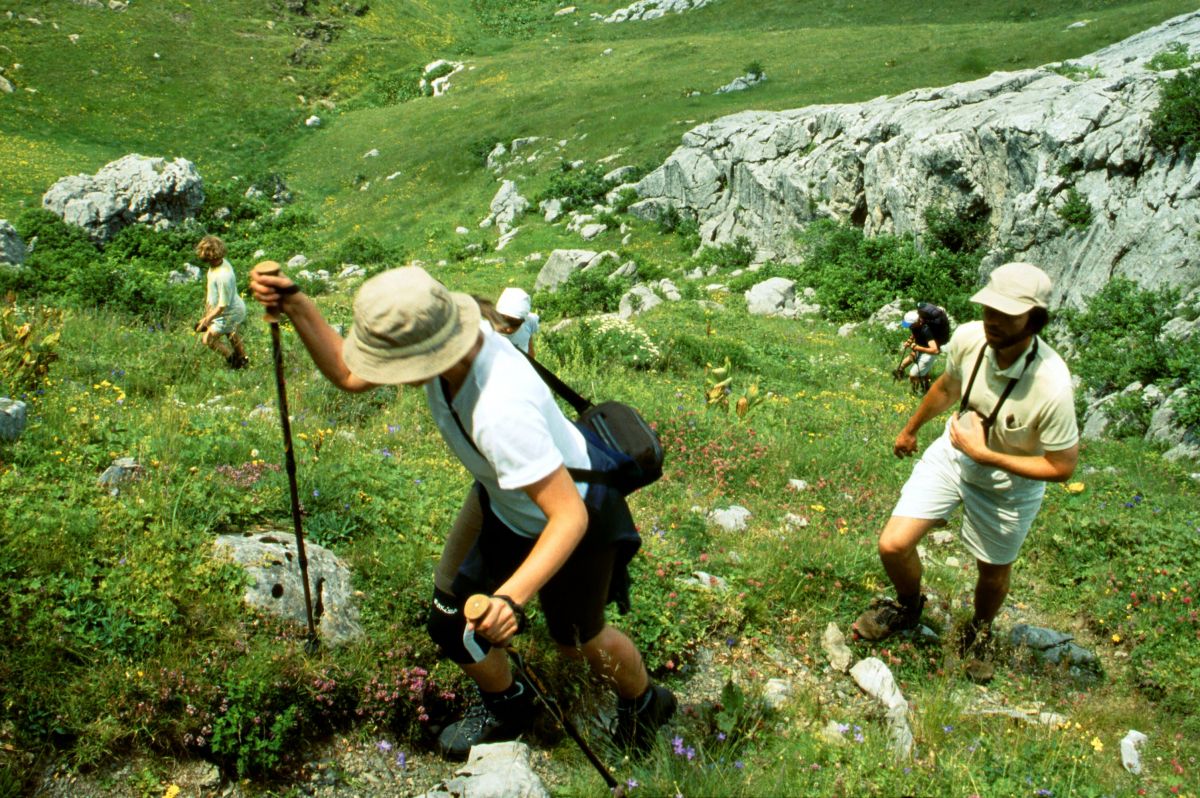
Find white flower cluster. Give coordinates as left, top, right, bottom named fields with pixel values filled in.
left=592, top=316, right=662, bottom=367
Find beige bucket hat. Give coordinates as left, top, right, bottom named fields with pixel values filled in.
left=342, top=267, right=481, bottom=384
left=970, top=262, right=1052, bottom=315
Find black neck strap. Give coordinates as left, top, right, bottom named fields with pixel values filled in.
left=959, top=337, right=1039, bottom=441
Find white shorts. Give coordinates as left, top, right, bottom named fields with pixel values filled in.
left=892, top=434, right=1045, bottom=565
left=909, top=352, right=935, bottom=377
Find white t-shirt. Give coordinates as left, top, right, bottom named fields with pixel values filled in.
left=943, top=321, right=1078, bottom=456
left=425, top=324, right=589, bottom=538
left=205, top=259, right=247, bottom=323
left=503, top=313, right=539, bottom=354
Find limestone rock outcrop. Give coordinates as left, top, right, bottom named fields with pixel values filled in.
left=633, top=12, right=1200, bottom=308
left=43, top=154, right=204, bottom=243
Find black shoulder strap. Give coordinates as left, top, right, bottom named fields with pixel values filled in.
left=960, top=338, right=1039, bottom=441
left=519, top=349, right=593, bottom=415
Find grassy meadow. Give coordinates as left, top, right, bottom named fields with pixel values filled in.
left=2, top=0, right=1199, bottom=796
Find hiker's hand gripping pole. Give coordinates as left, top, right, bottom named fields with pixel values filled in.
left=251, top=261, right=319, bottom=654
left=464, top=595, right=625, bottom=796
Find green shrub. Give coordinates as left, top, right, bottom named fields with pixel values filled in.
left=923, top=203, right=989, bottom=254
left=1149, top=66, right=1200, bottom=155
left=1055, top=277, right=1179, bottom=395
left=334, top=234, right=405, bottom=267
left=538, top=161, right=615, bottom=211
left=1057, top=187, right=1093, bottom=229
left=611, top=186, right=640, bottom=213
left=1048, top=61, right=1102, bottom=81
left=789, top=219, right=978, bottom=323
left=534, top=267, right=630, bottom=319
left=1145, top=42, right=1197, bottom=73
left=693, top=236, right=755, bottom=272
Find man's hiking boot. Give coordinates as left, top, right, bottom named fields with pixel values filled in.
left=437, top=680, right=534, bottom=760
left=226, top=351, right=248, bottom=370
left=852, top=595, right=926, bottom=641
left=959, top=621, right=997, bottom=684
left=615, top=683, right=677, bottom=754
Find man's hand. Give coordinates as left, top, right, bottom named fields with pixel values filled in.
left=468, top=596, right=519, bottom=648
left=894, top=429, right=919, bottom=458
left=249, top=261, right=298, bottom=312
left=949, top=410, right=993, bottom=464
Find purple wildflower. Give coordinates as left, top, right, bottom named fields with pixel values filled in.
left=377, top=739, right=392, bottom=753
left=396, top=751, right=406, bottom=770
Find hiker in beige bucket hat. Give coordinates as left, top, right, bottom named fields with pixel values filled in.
left=249, top=264, right=675, bottom=760
left=852, top=261, right=1079, bottom=685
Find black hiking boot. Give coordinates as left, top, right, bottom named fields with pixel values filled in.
left=614, top=683, right=677, bottom=754
left=959, top=621, right=997, bottom=684
left=226, top=351, right=248, bottom=370
left=437, top=680, right=534, bottom=761
left=852, top=595, right=926, bottom=641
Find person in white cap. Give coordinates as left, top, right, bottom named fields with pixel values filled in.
left=248, top=265, right=675, bottom=759
left=853, top=263, right=1079, bottom=683
left=493, top=286, right=539, bottom=358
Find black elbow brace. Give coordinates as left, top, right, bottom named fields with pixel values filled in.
left=427, top=586, right=491, bottom=664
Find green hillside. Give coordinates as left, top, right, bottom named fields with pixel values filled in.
left=1, top=1, right=1199, bottom=796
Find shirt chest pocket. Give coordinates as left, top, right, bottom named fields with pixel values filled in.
left=994, top=413, right=1038, bottom=454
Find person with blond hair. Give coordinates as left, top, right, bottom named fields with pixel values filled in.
left=194, top=236, right=248, bottom=369
left=248, top=264, right=675, bottom=760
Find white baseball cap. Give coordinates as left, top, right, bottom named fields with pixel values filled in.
left=901, top=310, right=919, bottom=328
left=496, top=287, right=532, bottom=320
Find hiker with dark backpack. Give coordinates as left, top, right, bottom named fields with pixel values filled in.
left=854, top=263, right=1079, bottom=684
left=248, top=264, right=676, bottom=760
left=897, top=302, right=951, bottom=393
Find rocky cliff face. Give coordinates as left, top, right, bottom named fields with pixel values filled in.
left=632, top=12, right=1200, bottom=308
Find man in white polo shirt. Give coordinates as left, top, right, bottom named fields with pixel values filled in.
left=853, top=262, right=1079, bottom=683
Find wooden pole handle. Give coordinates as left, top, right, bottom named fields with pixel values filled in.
left=464, top=594, right=492, bottom=623
left=250, top=260, right=284, bottom=323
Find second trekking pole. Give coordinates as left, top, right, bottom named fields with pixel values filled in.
left=255, top=260, right=319, bottom=654
left=464, top=594, right=625, bottom=796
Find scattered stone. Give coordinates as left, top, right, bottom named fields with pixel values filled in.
left=0, top=220, right=27, bottom=267
left=416, top=742, right=549, bottom=798
left=715, top=72, right=766, bottom=94
left=708, top=505, right=751, bottom=532
left=0, top=75, right=12, bottom=93
left=850, top=658, right=913, bottom=758
left=930, top=530, right=955, bottom=546
left=534, top=249, right=617, bottom=292
left=1010, top=623, right=1102, bottom=682
left=610, top=260, right=638, bottom=280
left=819, top=720, right=849, bottom=746
left=363, top=148, right=379, bottom=158
left=783, top=513, right=808, bottom=529
left=455, top=226, right=470, bottom=234
left=618, top=284, right=662, bottom=319
left=540, top=198, right=564, bottom=223
left=822, top=622, right=854, bottom=673
left=579, top=222, right=607, bottom=240
left=483, top=180, right=530, bottom=235
left=1120, top=729, right=1148, bottom=775
left=762, top=678, right=793, bottom=710
left=214, top=530, right=363, bottom=646
left=167, top=263, right=202, bottom=284
left=305, top=115, right=321, bottom=127
left=687, top=571, right=728, bottom=591
left=787, top=478, right=808, bottom=491
left=969, top=707, right=1069, bottom=728
left=0, top=397, right=27, bottom=441
left=554, top=5, right=576, bottom=15
left=287, top=254, right=309, bottom=269
left=599, top=0, right=714, bottom=23
left=97, top=456, right=142, bottom=487
left=338, top=264, right=366, bottom=279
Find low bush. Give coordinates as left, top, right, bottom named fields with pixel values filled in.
left=1146, top=42, right=1197, bottom=73
left=1149, top=66, right=1200, bottom=156
left=534, top=267, right=630, bottom=319
left=785, top=219, right=979, bottom=323
left=538, top=161, right=614, bottom=212
left=693, top=236, right=755, bottom=272
left=1057, top=187, right=1093, bottom=229
left=0, top=304, right=61, bottom=396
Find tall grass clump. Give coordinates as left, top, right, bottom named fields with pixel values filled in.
left=1149, top=66, right=1200, bottom=155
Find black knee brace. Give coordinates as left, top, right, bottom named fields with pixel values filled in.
left=427, top=587, right=492, bottom=665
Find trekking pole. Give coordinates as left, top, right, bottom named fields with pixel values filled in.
left=464, top=595, right=625, bottom=797
left=254, top=261, right=319, bottom=655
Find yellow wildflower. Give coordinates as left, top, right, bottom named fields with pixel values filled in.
left=1090, top=737, right=1104, bottom=752
left=1065, top=482, right=1085, bottom=494
left=164, top=786, right=181, bottom=798
left=1111, top=634, right=1121, bottom=643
